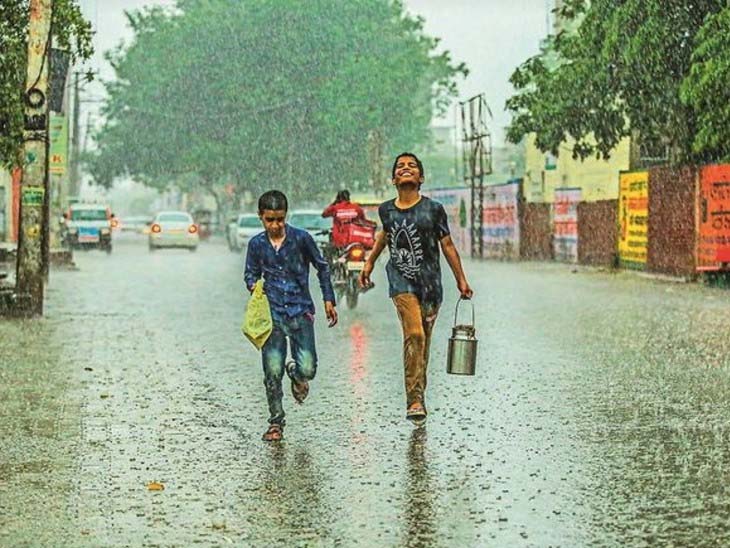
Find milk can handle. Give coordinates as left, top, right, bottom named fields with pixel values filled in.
left=453, top=296, right=475, bottom=327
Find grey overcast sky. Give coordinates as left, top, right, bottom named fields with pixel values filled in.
left=78, top=0, right=550, bottom=144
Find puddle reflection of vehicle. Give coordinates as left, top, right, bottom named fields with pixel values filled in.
left=148, top=211, right=199, bottom=252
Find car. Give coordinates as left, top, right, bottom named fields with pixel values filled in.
left=148, top=211, right=199, bottom=251
left=232, top=213, right=263, bottom=251
left=288, top=209, right=332, bottom=247
left=63, top=203, right=114, bottom=254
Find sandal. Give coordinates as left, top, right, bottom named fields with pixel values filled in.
left=406, top=403, right=427, bottom=426
left=262, top=423, right=283, bottom=442
left=286, top=361, right=309, bottom=404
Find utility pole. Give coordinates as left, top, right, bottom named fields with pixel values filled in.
left=460, top=94, right=492, bottom=260
left=16, top=0, right=53, bottom=316
left=70, top=70, right=81, bottom=198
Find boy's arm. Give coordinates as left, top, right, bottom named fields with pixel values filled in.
left=243, top=239, right=262, bottom=293
left=440, top=235, right=473, bottom=299
left=303, top=233, right=338, bottom=326
left=359, top=230, right=386, bottom=287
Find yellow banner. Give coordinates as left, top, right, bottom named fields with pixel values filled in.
left=618, top=171, right=649, bottom=268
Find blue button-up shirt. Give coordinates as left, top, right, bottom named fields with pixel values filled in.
left=244, top=225, right=335, bottom=321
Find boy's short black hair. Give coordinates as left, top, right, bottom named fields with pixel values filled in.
left=258, top=190, right=288, bottom=212
left=391, top=152, right=425, bottom=179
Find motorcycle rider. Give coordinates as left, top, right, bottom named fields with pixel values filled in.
left=321, top=190, right=368, bottom=251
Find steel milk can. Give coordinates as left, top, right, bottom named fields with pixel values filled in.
left=446, top=297, right=478, bottom=376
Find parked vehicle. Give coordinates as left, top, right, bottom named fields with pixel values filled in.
left=228, top=213, right=261, bottom=251
left=148, top=211, right=199, bottom=251
left=63, top=203, right=114, bottom=254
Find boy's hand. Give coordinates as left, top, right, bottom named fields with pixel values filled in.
left=359, top=261, right=373, bottom=289
left=458, top=280, right=474, bottom=299
left=325, top=301, right=338, bottom=327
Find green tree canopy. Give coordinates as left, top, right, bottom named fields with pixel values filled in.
left=680, top=8, right=730, bottom=162
left=0, top=0, right=93, bottom=168
left=506, top=0, right=729, bottom=164
left=88, top=0, right=467, bottom=203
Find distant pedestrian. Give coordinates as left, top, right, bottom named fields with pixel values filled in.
left=359, top=153, right=473, bottom=426
left=244, top=190, right=338, bottom=441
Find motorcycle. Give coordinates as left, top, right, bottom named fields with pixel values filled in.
left=318, top=230, right=373, bottom=310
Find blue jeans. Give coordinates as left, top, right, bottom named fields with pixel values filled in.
left=261, top=313, right=318, bottom=425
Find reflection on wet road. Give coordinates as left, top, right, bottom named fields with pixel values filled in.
left=2, top=236, right=730, bottom=546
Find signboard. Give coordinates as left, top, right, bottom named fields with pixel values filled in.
left=21, top=186, right=44, bottom=207
left=618, top=171, right=649, bottom=269
left=427, top=187, right=470, bottom=255
left=483, top=181, right=520, bottom=260
left=697, top=164, right=730, bottom=271
left=553, top=187, right=581, bottom=263
left=49, top=113, right=68, bottom=175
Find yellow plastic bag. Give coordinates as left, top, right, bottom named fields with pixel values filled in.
left=242, top=280, right=273, bottom=350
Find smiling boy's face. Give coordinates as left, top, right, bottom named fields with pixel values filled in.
left=392, top=155, right=424, bottom=188
left=259, top=209, right=286, bottom=238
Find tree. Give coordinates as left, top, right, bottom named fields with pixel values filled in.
left=680, top=8, right=730, bottom=162
left=88, top=0, right=467, bottom=203
left=0, top=0, right=93, bottom=168
left=505, top=0, right=727, bottom=164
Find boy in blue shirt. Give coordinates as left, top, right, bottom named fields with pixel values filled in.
left=244, top=190, right=338, bottom=441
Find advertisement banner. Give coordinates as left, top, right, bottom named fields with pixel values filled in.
left=697, top=164, right=730, bottom=270
left=49, top=113, right=68, bottom=175
left=618, top=171, right=649, bottom=269
left=427, top=187, right=470, bottom=255
left=483, top=181, right=520, bottom=260
left=553, top=187, right=581, bottom=263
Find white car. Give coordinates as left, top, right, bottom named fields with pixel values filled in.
left=148, top=211, right=199, bottom=251
left=230, top=213, right=262, bottom=251
left=288, top=209, right=331, bottom=247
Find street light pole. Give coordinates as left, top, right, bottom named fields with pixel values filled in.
left=16, top=0, right=53, bottom=316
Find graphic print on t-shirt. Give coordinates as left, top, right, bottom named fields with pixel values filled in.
left=389, top=219, right=423, bottom=280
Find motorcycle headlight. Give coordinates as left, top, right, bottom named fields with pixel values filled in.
left=100, top=227, right=110, bottom=235
left=68, top=227, right=78, bottom=234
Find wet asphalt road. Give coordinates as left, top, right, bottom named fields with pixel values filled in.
left=3, top=234, right=730, bottom=546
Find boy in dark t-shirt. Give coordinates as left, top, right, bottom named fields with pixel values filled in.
left=360, top=153, right=473, bottom=426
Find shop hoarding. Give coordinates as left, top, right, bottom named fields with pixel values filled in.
left=697, top=164, right=730, bottom=271
left=553, top=187, right=581, bottom=263
left=618, top=171, right=649, bottom=269
left=483, top=181, right=520, bottom=260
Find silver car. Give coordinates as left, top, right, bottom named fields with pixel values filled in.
left=148, top=211, right=199, bottom=251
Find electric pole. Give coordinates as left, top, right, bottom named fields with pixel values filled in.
left=16, top=0, right=53, bottom=316
left=70, top=70, right=81, bottom=198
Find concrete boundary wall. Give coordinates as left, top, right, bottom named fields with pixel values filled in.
left=577, top=200, right=617, bottom=267
left=647, top=167, right=697, bottom=278
left=520, top=202, right=552, bottom=260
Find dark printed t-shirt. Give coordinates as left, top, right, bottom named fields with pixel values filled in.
left=379, top=196, right=450, bottom=307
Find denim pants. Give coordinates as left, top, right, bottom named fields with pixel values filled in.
left=261, top=313, right=318, bottom=425
left=393, top=293, right=439, bottom=411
